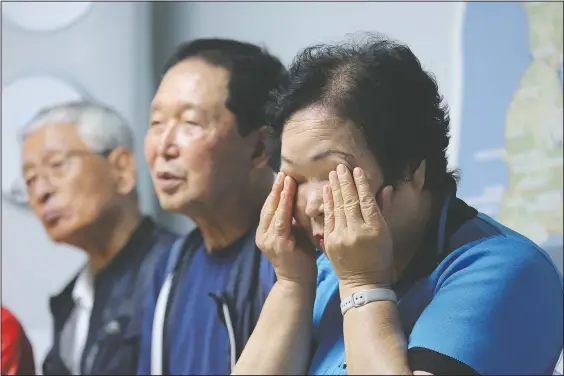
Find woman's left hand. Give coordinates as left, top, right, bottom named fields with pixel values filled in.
left=323, top=164, right=395, bottom=293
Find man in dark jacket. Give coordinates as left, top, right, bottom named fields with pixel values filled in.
left=137, top=38, right=286, bottom=375
left=20, top=101, right=178, bottom=375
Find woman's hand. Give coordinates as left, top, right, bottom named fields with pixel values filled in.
left=323, top=164, right=395, bottom=293
left=256, top=172, right=318, bottom=286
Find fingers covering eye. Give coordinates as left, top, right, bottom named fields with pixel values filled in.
left=329, top=171, right=346, bottom=229
left=336, top=164, right=363, bottom=225
left=353, top=167, right=380, bottom=224
left=271, top=176, right=296, bottom=237
left=259, top=172, right=284, bottom=234
left=323, top=185, right=335, bottom=234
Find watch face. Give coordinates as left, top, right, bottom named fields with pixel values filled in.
left=2, top=75, right=84, bottom=206
left=2, top=2, right=93, bottom=33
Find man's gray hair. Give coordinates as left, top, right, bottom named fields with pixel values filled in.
left=21, top=100, right=134, bottom=152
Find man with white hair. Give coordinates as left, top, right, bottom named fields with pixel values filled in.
left=20, top=101, right=178, bottom=375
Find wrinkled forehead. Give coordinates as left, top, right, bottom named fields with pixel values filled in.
left=152, top=58, right=230, bottom=112
left=22, top=123, right=88, bottom=160
left=280, top=106, right=365, bottom=158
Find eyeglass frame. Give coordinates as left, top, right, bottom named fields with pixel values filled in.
left=22, top=148, right=113, bottom=193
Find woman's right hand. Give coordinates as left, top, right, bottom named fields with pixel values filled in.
left=256, top=172, right=318, bottom=286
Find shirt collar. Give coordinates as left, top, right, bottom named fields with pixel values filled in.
left=72, top=264, right=94, bottom=309
left=94, top=216, right=156, bottom=283
left=394, top=193, right=478, bottom=293
left=50, top=216, right=158, bottom=320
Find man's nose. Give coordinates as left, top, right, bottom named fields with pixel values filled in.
left=33, top=175, right=55, bottom=205
left=157, top=123, right=180, bottom=160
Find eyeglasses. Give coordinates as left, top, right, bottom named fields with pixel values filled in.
left=23, top=149, right=111, bottom=190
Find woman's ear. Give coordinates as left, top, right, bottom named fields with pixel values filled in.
left=251, top=125, right=273, bottom=169
left=107, top=147, right=137, bottom=195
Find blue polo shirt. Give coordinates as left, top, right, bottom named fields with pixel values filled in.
left=137, top=228, right=276, bottom=376
left=163, top=241, right=240, bottom=374
left=309, top=197, right=563, bottom=375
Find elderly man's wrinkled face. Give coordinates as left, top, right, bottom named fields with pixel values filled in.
left=22, top=124, right=133, bottom=243
left=145, top=58, right=259, bottom=214
left=280, top=106, right=423, bottom=250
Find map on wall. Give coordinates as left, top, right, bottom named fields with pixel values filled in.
left=457, top=2, right=563, bottom=267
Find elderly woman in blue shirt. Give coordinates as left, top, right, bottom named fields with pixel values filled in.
left=232, top=35, right=563, bottom=375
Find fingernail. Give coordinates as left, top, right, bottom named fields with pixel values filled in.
left=329, top=170, right=338, bottom=181
left=276, top=172, right=283, bottom=184
left=353, top=167, right=362, bottom=178
left=337, top=164, right=347, bottom=175
left=284, top=176, right=291, bottom=188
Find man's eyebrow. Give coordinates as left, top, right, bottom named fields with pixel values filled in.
left=150, top=102, right=202, bottom=113
left=281, top=150, right=355, bottom=165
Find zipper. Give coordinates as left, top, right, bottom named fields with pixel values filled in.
left=83, top=343, right=99, bottom=375
left=209, top=293, right=237, bottom=371
left=222, top=301, right=237, bottom=371
left=82, top=319, right=121, bottom=374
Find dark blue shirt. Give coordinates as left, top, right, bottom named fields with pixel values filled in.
left=163, top=234, right=259, bottom=375
left=137, top=227, right=276, bottom=376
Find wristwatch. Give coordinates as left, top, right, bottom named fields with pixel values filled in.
left=340, top=288, right=397, bottom=316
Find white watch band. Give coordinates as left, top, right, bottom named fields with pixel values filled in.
left=340, top=288, right=397, bottom=316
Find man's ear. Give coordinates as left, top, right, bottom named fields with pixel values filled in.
left=412, top=160, right=426, bottom=193
left=107, top=147, right=137, bottom=195
left=250, top=125, right=272, bottom=169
